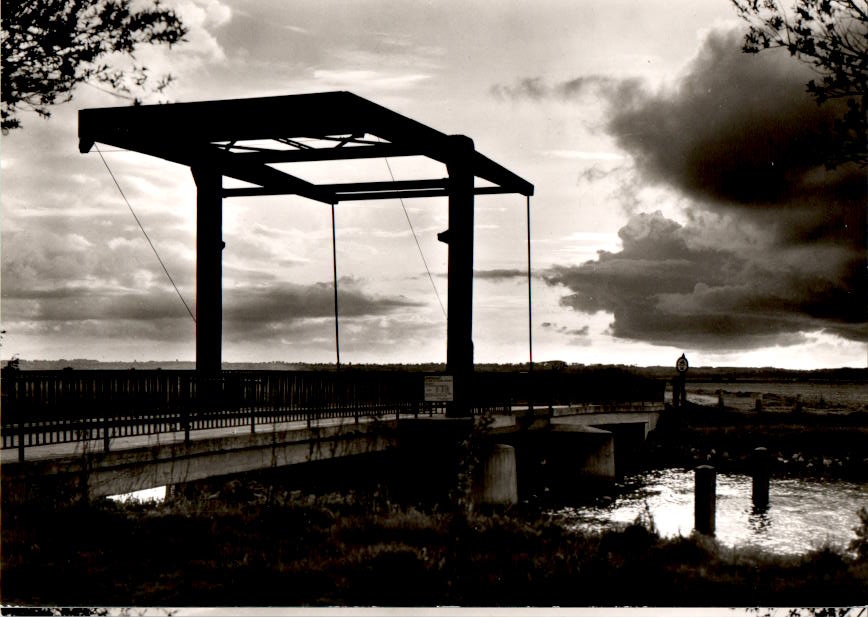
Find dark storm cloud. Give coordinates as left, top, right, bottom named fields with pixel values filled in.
left=4, top=238, right=421, bottom=346
left=605, top=29, right=866, bottom=250
left=491, top=75, right=642, bottom=104
left=474, top=268, right=527, bottom=281
left=490, top=77, right=549, bottom=101
left=1, top=216, right=195, bottom=299
left=223, top=281, right=422, bottom=343
left=1, top=285, right=194, bottom=344
left=544, top=211, right=866, bottom=349
left=434, top=269, right=529, bottom=281
left=224, top=281, right=418, bottom=323
left=3, top=280, right=420, bottom=345
left=498, top=27, right=866, bottom=349
left=542, top=322, right=589, bottom=337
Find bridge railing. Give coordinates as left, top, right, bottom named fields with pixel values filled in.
left=1, top=368, right=663, bottom=460
left=1, top=369, right=439, bottom=458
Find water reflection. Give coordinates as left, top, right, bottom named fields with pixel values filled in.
left=748, top=507, right=771, bottom=535
left=553, top=468, right=867, bottom=555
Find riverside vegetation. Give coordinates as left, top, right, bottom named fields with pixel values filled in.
left=645, top=403, right=868, bottom=480
left=2, top=455, right=868, bottom=607
left=3, top=369, right=867, bottom=607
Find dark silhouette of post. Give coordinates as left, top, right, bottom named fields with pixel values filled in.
left=193, top=166, right=222, bottom=374
left=695, top=464, right=716, bottom=535
left=674, top=353, right=688, bottom=421
left=445, top=135, right=475, bottom=417
left=752, top=446, right=770, bottom=511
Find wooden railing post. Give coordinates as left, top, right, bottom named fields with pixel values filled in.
left=18, top=415, right=25, bottom=462
left=183, top=407, right=190, bottom=445
left=103, top=415, right=110, bottom=453
left=354, top=394, right=359, bottom=426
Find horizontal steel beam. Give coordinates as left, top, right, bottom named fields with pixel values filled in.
left=229, top=143, right=424, bottom=164
left=321, top=178, right=449, bottom=193
left=222, top=183, right=521, bottom=201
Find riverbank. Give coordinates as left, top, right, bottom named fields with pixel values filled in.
left=2, top=475, right=867, bottom=607
left=643, top=404, right=868, bottom=480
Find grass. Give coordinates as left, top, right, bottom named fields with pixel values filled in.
left=4, top=405, right=867, bottom=608
left=3, top=476, right=867, bottom=607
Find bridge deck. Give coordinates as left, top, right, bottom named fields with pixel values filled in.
left=0, top=403, right=663, bottom=466
left=2, top=405, right=664, bottom=504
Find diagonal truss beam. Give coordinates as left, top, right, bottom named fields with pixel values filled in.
left=82, top=138, right=337, bottom=204
left=213, top=150, right=336, bottom=204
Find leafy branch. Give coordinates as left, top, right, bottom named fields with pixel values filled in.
left=1, top=0, right=187, bottom=131
left=732, top=0, right=868, bottom=167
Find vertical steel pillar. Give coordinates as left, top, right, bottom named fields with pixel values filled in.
left=445, top=135, right=475, bottom=417
left=193, top=166, right=223, bottom=374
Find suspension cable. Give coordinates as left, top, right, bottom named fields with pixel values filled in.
left=527, top=194, right=533, bottom=372
left=380, top=152, right=447, bottom=319
left=94, top=144, right=196, bottom=323
left=331, top=202, right=341, bottom=371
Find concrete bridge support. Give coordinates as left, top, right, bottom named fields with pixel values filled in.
left=511, top=424, right=616, bottom=500
left=394, top=417, right=474, bottom=504
left=548, top=425, right=616, bottom=483
left=474, top=444, right=518, bottom=506
left=591, top=422, right=648, bottom=476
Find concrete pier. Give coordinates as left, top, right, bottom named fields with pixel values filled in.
left=548, top=424, right=616, bottom=482
left=476, top=444, right=518, bottom=505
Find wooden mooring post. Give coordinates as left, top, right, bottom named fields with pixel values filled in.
left=752, top=446, right=770, bottom=510
left=694, top=465, right=716, bottom=535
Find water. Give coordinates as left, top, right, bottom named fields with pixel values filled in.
left=110, top=470, right=867, bottom=557
left=553, top=468, right=868, bottom=555
left=108, top=485, right=167, bottom=503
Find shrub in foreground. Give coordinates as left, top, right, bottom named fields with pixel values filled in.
left=2, top=489, right=867, bottom=606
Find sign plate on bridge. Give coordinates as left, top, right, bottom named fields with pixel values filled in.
left=424, top=375, right=454, bottom=402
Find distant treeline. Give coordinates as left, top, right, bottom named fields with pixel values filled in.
left=6, top=358, right=866, bottom=382
left=637, top=365, right=868, bottom=383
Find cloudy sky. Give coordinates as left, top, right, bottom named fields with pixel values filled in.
left=2, top=0, right=865, bottom=368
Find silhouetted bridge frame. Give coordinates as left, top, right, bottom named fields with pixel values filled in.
left=77, top=92, right=537, bottom=418
left=1, top=369, right=663, bottom=462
